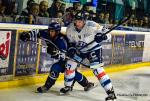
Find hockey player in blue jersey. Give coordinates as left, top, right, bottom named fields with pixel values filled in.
left=20, top=22, right=95, bottom=93
left=59, top=12, right=117, bottom=101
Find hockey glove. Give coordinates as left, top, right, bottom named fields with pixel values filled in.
left=47, top=45, right=59, bottom=58
left=94, top=33, right=107, bottom=43
left=20, top=32, right=30, bottom=42
left=67, top=47, right=78, bottom=58
left=47, top=46, right=65, bottom=60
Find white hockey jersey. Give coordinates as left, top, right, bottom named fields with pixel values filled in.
left=66, top=21, right=111, bottom=53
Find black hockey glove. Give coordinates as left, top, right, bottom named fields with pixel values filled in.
left=20, top=32, right=30, bottom=42
left=67, top=47, right=78, bottom=58
left=47, top=46, right=65, bottom=60
left=94, top=33, right=107, bottom=43
left=47, top=44, right=59, bottom=58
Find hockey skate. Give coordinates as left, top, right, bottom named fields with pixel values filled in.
left=37, top=86, right=49, bottom=93
left=84, top=82, right=96, bottom=91
left=59, top=86, right=72, bottom=95
left=105, top=88, right=117, bottom=101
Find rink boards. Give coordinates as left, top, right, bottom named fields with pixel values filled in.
left=0, top=23, right=150, bottom=88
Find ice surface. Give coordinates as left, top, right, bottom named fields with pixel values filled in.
left=0, top=66, right=150, bottom=101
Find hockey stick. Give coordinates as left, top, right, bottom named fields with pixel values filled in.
left=26, top=38, right=90, bottom=68
left=78, top=14, right=132, bottom=51
left=43, top=38, right=91, bottom=67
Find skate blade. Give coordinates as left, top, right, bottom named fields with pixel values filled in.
left=34, top=91, right=43, bottom=93
left=34, top=90, right=47, bottom=93
left=106, top=99, right=117, bottom=101
left=85, top=84, right=99, bottom=92
left=59, top=92, right=70, bottom=96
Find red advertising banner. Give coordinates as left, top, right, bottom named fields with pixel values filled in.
left=0, top=31, right=11, bottom=75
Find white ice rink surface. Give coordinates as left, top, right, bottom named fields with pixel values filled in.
left=0, top=66, right=150, bottom=101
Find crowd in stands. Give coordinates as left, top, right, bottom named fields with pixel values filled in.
left=0, top=0, right=150, bottom=28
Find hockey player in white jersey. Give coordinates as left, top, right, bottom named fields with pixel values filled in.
left=60, top=11, right=117, bottom=101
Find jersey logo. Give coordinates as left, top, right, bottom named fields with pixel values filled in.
left=76, top=41, right=87, bottom=48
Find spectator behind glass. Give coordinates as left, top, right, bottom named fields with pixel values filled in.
left=133, top=18, right=139, bottom=27
left=39, top=1, right=49, bottom=17
left=138, top=18, right=143, bottom=27
left=21, top=0, right=35, bottom=16
left=56, top=10, right=63, bottom=18
left=6, top=1, right=18, bottom=17
left=143, top=16, right=149, bottom=28
left=73, top=2, right=81, bottom=12
left=29, top=3, right=39, bottom=16
left=63, top=7, right=74, bottom=26
left=0, top=0, right=4, bottom=10
left=128, top=18, right=134, bottom=27
left=104, top=13, right=110, bottom=24
left=82, top=3, right=91, bottom=13
left=5, top=0, right=18, bottom=17
left=20, top=3, right=39, bottom=24
left=0, top=0, right=7, bottom=17
left=0, top=0, right=3, bottom=7
left=88, top=10, right=97, bottom=22
left=47, top=0, right=62, bottom=18
left=0, top=5, right=6, bottom=17
left=96, top=12, right=105, bottom=24
left=56, top=10, right=64, bottom=25
left=92, top=12, right=97, bottom=22
left=60, top=3, right=66, bottom=14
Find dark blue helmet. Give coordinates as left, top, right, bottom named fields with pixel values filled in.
left=74, top=11, right=86, bottom=20
left=48, top=22, right=61, bottom=32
